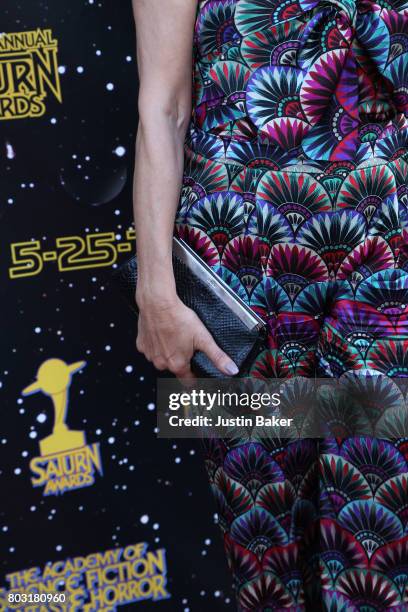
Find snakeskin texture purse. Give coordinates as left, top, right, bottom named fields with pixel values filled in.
left=110, top=236, right=267, bottom=377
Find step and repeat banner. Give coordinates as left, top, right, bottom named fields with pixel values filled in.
left=0, top=2, right=233, bottom=610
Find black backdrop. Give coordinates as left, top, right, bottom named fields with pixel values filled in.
left=0, top=1, right=233, bottom=610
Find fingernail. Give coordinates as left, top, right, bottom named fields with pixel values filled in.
left=224, top=361, right=239, bottom=376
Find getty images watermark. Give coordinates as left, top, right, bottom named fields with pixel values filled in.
left=167, top=388, right=287, bottom=428
left=156, top=375, right=408, bottom=439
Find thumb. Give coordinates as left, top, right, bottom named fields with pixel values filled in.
left=195, top=328, right=239, bottom=376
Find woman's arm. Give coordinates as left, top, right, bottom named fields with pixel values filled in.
left=132, top=0, right=239, bottom=379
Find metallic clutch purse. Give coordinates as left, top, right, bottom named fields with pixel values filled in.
left=110, top=236, right=267, bottom=377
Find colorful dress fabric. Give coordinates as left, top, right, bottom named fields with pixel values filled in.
left=174, top=0, right=408, bottom=609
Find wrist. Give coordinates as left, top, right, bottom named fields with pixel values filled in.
left=136, top=278, right=178, bottom=310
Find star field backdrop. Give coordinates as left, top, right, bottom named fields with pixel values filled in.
left=0, top=1, right=234, bottom=610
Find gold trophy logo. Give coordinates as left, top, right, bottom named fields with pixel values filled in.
left=22, top=358, right=87, bottom=456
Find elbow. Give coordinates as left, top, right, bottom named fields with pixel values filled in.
left=138, top=89, right=192, bottom=137
left=163, top=98, right=192, bottom=133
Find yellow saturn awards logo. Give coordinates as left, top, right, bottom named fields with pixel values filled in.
left=23, top=358, right=103, bottom=496
left=0, top=28, right=62, bottom=120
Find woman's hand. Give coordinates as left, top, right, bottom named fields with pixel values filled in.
left=136, top=295, right=239, bottom=379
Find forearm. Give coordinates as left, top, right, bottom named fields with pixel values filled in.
left=131, top=0, right=197, bottom=307
left=133, top=104, right=189, bottom=305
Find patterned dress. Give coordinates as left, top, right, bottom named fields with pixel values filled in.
left=175, top=0, right=408, bottom=609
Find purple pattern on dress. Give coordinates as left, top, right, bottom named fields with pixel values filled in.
left=175, top=0, right=408, bottom=608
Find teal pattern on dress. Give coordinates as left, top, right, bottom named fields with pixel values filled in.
left=175, top=0, right=408, bottom=609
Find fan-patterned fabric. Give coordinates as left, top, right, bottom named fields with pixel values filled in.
left=175, top=0, right=408, bottom=609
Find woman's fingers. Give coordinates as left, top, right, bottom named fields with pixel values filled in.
left=174, top=364, right=196, bottom=380
left=195, top=328, right=239, bottom=376
left=135, top=302, right=239, bottom=380
left=164, top=354, right=196, bottom=379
